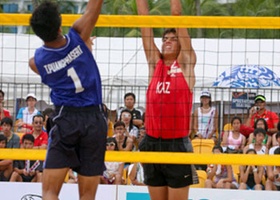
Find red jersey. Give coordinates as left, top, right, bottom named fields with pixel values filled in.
left=250, top=109, right=279, bottom=134
left=21, top=131, right=48, bottom=147
left=145, top=60, right=193, bottom=139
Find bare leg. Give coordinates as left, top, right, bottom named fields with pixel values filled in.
left=148, top=186, right=168, bottom=200
left=168, top=186, right=189, bottom=200
left=78, top=175, right=100, bottom=200
left=42, top=168, right=69, bottom=200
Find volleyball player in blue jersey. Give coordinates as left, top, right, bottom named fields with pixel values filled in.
left=29, top=1, right=106, bottom=199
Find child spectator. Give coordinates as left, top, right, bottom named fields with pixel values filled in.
left=0, top=134, right=13, bottom=181
left=205, top=145, right=238, bottom=189
left=1, top=117, right=20, bottom=148
left=239, top=149, right=264, bottom=190
left=10, top=134, right=42, bottom=182
left=100, top=137, right=124, bottom=185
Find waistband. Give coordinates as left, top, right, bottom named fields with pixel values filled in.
left=145, top=134, right=190, bottom=143
left=55, top=105, right=102, bottom=112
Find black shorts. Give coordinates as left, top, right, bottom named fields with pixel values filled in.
left=139, top=135, right=198, bottom=188
left=21, top=175, right=35, bottom=182
left=44, top=105, right=108, bottom=176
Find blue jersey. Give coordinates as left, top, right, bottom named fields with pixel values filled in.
left=35, top=28, right=102, bottom=107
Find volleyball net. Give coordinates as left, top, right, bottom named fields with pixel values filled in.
left=0, top=14, right=280, bottom=166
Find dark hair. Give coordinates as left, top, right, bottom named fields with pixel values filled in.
left=212, top=145, right=223, bottom=153
left=119, top=109, right=134, bottom=131
left=124, top=92, right=136, bottom=101
left=231, top=116, right=242, bottom=125
left=254, top=118, right=268, bottom=131
left=22, top=134, right=35, bottom=143
left=277, top=121, right=280, bottom=131
left=42, top=108, right=54, bottom=119
left=200, top=99, right=212, bottom=108
left=1, top=117, right=13, bottom=127
left=274, top=147, right=280, bottom=155
left=106, top=137, right=118, bottom=151
left=30, top=1, right=62, bottom=42
left=32, top=114, right=45, bottom=122
left=162, top=28, right=177, bottom=41
left=114, top=121, right=125, bottom=129
left=245, top=148, right=257, bottom=154
left=0, top=90, right=4, bottom=97
left=253, top=128, right=266, bottom=137
left=0, top=134, right=7, bottom=144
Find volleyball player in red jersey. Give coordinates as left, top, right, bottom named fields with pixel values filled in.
left=136, top=0, right=197, bottom=200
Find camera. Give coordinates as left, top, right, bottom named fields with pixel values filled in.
left=254, top=106, right=260, bottom=111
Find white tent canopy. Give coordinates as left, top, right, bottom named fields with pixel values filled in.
left=1, top=33, right=280, bottom=108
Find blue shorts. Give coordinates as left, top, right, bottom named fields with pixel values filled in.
left=44, top=105, right=107, bottom=176
left=139, top=135, right=198, bottom=188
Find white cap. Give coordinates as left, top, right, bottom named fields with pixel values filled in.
left=200, top=90, right=211, bottom=98
left=26, top=93, right=37, bottom=101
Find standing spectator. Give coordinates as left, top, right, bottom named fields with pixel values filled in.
left=222, top=116, right=246, bottom=152
left=10, top=134, right=42, bottom=182
left=0, top=134, right=13, bottom=181
left=29, top=1, right=107, bottom=199
left=136, top=0, right=198, bottom=199
left=116, top=92, right=143, bottom=128
left=193, top=89, right=218, bottom=141
left=245, top=94, right=278, bottom=136
left=21, top=114, right=48, bottom=149
left=0, top=90, right=11, bottom=130
left=1, top=117, right=20, bottom=148
left=238, top=149, right=264, bottom=190
left=16, top=93, right=40, bottom=133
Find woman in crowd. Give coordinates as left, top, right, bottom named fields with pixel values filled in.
left=239, top=149, right=264, bottom=190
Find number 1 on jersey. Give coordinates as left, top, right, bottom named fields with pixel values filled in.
left=67, top=67, right=84, bottom=93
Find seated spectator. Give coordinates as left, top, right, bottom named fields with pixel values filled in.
left=10, top=134, right=42, bottom=182
left=266, top=147, right=280, bottom=191
left=247, top=118, right=272, bottom=149
left=269, top=132, right=280, bottom=155
left=193, top=90, right=218, bottom=142
left=67, top=169, right=78, bottom=184
left=243, top=128, right=268, bottom=155
left=42, top=107, right=54, bottom=133
left=114, top=121, right=133, bottom=151
left=100, top=137, right=124, bottom=185
left=239, top=149, right=264, bottom=190
left=205, top=145, right=238, bottom=189
left=245, top=95, right=278, bottom=137
left=128, top=162, right=145, bottom=186
left=0, top=90, right=11, bottom=130
left=222, top=116, right=246, bottom=152
left=272, top=122, right=280, bottom=147
left=16, top=93, right=40, bottom=133
left=21, top=114, right=48, bottom=149
left=1, top=117, right=20, bottom=148
left=0, top=134, right=13, bottom=181
left=119, top=109, right=139, bottom=143
left=116, top=92, right=143, bottom=128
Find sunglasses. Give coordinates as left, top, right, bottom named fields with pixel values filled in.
left=106, top=142, right=115, bottom=147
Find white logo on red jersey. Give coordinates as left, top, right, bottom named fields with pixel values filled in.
left=156, top=82, right=170, bottom=94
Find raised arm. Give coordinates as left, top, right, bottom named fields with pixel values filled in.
left=171, top=0, right=196, bottom=90
left=72, top=0, right=103, bottom=42
left=136, top=0, right=160, bottom=79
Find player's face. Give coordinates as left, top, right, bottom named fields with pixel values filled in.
left=23, top=140, right=34, bottom=149
left=162, top=33, right=180, bottom=57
